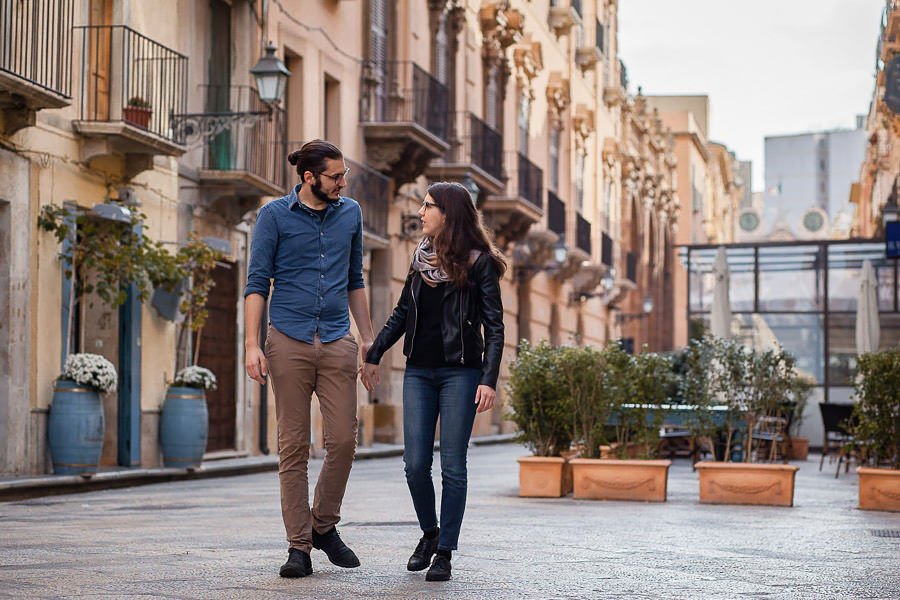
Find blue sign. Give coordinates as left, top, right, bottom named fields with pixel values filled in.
left=887, top=221, right=900, bottom=258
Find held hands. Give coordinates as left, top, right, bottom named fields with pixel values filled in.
left=360, top=362, right=380, bottom=392
left=475, top=385, right=495, bottom=413
left=245, top=346, right=268, bottom=385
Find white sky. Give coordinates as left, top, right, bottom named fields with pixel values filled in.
left=617, top=0, right=884, bottom=191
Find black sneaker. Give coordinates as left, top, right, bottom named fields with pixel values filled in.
left=312, top=527, right=360, bottom=568
left=407, top=530, right=439, bottom=571
left=425, top=554, right=451, bottom=582
left=279, top=548, right=312, bottom=578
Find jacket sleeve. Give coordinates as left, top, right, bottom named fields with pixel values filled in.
left=473, top=256, right=504, bottom=388
left=365, top=271, right=413, bottom=365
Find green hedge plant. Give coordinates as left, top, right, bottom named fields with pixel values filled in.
left=852, top=348, right=900, bottom=469
left=506, top=340, right=572, bottom=457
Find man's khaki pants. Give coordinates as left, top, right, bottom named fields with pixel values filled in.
left=265, top=325, right=359, bottom=552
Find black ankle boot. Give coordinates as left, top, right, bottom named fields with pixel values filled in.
left=425, top=551, right=451, bottom=581
left=279, top=548, right=312, bottom=578
left=407, top=529, right=439, bottom=571
left=312, top=527, right=360, bottom=568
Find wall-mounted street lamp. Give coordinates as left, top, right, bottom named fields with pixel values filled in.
left=615, top=294, right=654, bottom=325
left=250, top=43, right=291, bottom=105
left=461, top=173, right=480, bottom=206
left=514, top=239, right=569, bottom=280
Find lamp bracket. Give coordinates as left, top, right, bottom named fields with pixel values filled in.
left=170, top=111, right=270, bottom=150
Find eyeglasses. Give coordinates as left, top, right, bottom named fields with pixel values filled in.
left=318, top=167, right=350, bottom=184
left=422, top=200, right=439, bottom=210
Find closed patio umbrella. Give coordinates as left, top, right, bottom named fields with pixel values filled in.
left=855, top=259, right=880, bottom=355
left=710, top=246, right=732, bottom=339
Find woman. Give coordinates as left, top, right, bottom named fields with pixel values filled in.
left=363, top=182, right=506, bottom=582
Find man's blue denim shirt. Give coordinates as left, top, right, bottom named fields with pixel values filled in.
left=244, top=183, right=365, bottom=344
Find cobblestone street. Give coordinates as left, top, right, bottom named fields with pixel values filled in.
left=2, top=443, right=899, bottom=599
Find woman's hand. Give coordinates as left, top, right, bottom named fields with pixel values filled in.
left=474, top=385, right=495, bottom=413
left=360, top=362, right=380, bottom=392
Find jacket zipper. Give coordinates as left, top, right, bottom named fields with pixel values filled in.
left=409, top=278, right=418, bottom=358
left=459, top=291, right=465, bottom=365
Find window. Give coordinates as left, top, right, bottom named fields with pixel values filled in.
left=604, top=177, right=612, bottom=230
left=575, top=152, right=585, bottom=213
left=518, top=93, right=530, bottom=155
left=369, top=0, right=388, bottom=119
left=432, top=12, right=448, bottom=85
left=549, top=126, right=560, bottom=192
left=324, top=75, right=340, bottom=142
left=484, top=63, right=499, bottom=130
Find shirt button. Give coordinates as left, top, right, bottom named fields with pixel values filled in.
left=321, top=274, right=324, bottom=279
left=320, top=253, right=324, bottom=257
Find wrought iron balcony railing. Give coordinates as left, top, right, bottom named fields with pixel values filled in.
left=345, top=158, right=390, bottom=241
left=547, top=190, right=566, bottom=236
left=576, top=213, right=591, bottom=255
left=360, top=60, right=449, bottom=141
left=601, top=232, right=614, bottom=267
left=464, top=112, right=503, bottom=181
left=508, top=151, right=543, bottom=212
left=74, top=25, right=187, bottom=144
left=626, top=251, right=638, bottom=283
left=0, top=0, right=73, bottom=100
left=174, top=85, right=286, bottom=193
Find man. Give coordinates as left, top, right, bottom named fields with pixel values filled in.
left=244, top=139, right=379, bottom=578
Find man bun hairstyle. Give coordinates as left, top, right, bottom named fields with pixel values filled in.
left=287, top=139, right=343, bottom=179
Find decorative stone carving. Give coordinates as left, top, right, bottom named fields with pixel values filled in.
left=546, top=72, right=570, bottom=120
left=513, top=36, right=543, bottom=99
left=572, top=104, right=594, bottom=152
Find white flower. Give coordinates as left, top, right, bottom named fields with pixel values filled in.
left=62, top=353, right=118, bottom=394
left=173, top=365, right=217, bottom=391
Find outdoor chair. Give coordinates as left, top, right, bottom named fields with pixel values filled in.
left=818, top=403, right=857, bottom=478
left=750, top=414, right=788, bottom=463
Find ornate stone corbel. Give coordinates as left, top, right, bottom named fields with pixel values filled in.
left=572, top=104, right=594, bottom=152
left=546, top=72, right=570, bottom=122
left=512, top=229, right=560, bottom=282
left=513, top=36, right=543, bottom=99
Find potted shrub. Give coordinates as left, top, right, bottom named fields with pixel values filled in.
left=785, top=377, right=813, bottom=461
left=692, top=339, right=801, bottom=507
left=160, top=365, right=217, bottom=469
left=568, top=345, right=673, bottom=502
left=47, top=353, right=117, bottom=475
left=853, top=347, right=900, bottom=512
left=123, top=96, right=152, bottom=129
left=507, top=340, right=573, bottom=497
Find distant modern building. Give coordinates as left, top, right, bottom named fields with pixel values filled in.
left=740, top=124, right=866, bottom=241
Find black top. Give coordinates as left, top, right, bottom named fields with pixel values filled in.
left=406, top=282, right=448, bottom=368
left=310, top=206, right=328, bottom=221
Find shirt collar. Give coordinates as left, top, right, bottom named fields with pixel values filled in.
left=289, top=183, right=345, bottom=212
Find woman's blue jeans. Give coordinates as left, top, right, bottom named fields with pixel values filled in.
left=402, top=366, right=480, bottom=551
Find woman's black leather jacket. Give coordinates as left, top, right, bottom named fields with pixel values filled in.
left=365, top=253, right=504, bottom=389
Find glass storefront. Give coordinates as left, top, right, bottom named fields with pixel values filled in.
left=683, top=240, right=899, bottom=445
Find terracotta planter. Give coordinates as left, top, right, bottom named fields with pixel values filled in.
left=857, top=467, right=900, bottom=512
left=517, top=456, right=567, bottom=498
left=788, top=437, right=808, bottom=461
left=123, top=106, right=151, bottom=129
left=696, top=462, right=799, bottom=507
left=568, top=458, right=672, bottom=502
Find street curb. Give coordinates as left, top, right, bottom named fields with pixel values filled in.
left=0, top=437, right=518, bottom=502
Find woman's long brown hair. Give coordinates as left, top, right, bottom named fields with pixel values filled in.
left=426, top=182, right=507, bottom=287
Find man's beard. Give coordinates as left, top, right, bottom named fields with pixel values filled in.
left=311, top=178, right=340, bottom=204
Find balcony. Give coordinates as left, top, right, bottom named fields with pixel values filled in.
left=345, top=159, right=390, bottom=248
left=0, top=0, right=73, bottom=134
left=175, top=85, right=286, bottom=207
left=626, top=251, right=638, bottom=283
left=73, top=25, right=187, bottom=179
left=547, top=190, right=566, bottom=236
left=360, top=60, right=450, bottom=185
left=482, top=151, right=543, bottom=245
left=426, top=111, right=503, bottom=196
left=576, top=213, right=591, bottom=255
left=601, top=231, right=613, bottom=267
left=548, top=0, right=582, bottom=38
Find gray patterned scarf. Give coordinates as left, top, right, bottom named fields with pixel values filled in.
left=411, top=237, right=450, bottom=285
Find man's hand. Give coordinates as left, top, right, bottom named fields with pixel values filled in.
left=245, top=345, right=268, bottom=385
left=475, top=385, right=495, bottom=413
left=360, top=362, right=380, bottom=392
